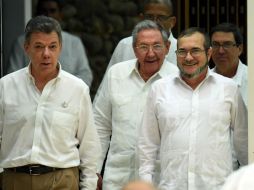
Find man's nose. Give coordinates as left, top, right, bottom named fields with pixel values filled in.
left=185, top=51, right=194, bottom=60
left=218, top=46, right=226, bottom=53
left=43, top=47, right=50, bottom=56
left=147, top=46, right=156, bottom=56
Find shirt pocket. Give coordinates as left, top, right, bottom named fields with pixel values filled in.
left=50, top=111, right=77, bottom=143
left=111, top=95, right=135, bottom=122
left=209, top=101, right=231, bottom=129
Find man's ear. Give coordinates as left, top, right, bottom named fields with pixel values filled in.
left=169, top=16, right=176, bottom=29
left=23, top=42, right=29, bottom=55
left=165, top=41, right=170, bottom=54
left=238, top=44, right=243, bottom=56
left=133, top=44, right=138, bottom=58
left=207, top=47, right=213, bottom=61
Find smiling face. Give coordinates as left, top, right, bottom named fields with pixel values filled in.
left=133, top=29, right=169, bottom=81
left=176, top=32, right=212, bottom=80
left=24, top=31, right=62, bottom=77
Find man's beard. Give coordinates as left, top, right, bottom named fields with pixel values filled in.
left=177, top=61, right=209, bottom=79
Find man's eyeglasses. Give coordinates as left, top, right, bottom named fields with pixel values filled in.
left=175, top=48, right=206, bottom=58
left=211, top=41, right=238, bottom=50
left=136, top=44, right=165, bottom=54
left=144, top=14, right=173, bottom=22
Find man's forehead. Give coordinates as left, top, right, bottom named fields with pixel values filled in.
left=144, top=3, right=172, bottom=15
left=29, top=32, right=60, bottom=43
left=137, top=29, right=163, bottom=40
left=212, top=32, right=234, bottom=39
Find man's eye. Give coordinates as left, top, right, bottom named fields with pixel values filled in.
left=50, top=45, right=57, bottom=49
left=191, top=49, right=201, bottom=53
left=178, top=50, right=186, bottom=54
left=223, top=43, right=233, bottom=48
left=154, top=44, right=162, bottom=49
left=35, top=45, right=43, bottom=49
left=212, top=42, right=220, bottom=47
left=140, top=45, right=148, bottom=50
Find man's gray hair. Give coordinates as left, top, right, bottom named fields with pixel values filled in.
left=132, top=20, right=168, bottom=46
left=25, top=15, right=62, bottom=44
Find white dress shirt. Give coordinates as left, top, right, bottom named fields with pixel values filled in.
left=7, top=31, right=93, bottom=86
left=0, top=64, right=100, bottom=190
left=93, top=59, right=178, bottom=190
left=212, top=60, right=247, bottom=106
left=107, top=33, right=177, bottom=69
left=138, top=70, right=248, bottom=190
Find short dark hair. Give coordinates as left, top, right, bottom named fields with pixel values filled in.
left=36, top=0, right=63, bottom=16
left=142, top=0, right=174, bottom=15
left=132, top=20, right=169, bottom=46
left=177, top=27, right=210, bottom=50
left=210, top=23, right=243, bottom=45
left=25, top=15, right=62, bottom=44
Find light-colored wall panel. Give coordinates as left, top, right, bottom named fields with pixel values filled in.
left=248, top=0, right=254, bottom=163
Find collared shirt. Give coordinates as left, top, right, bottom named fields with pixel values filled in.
left=212, top=60, right=247, bottom=106
left=93, top=59, right=178, bottom=190
left=0, top=65, right=100, bottom=190
left=7, top=31, right=93, bottom=86
left=138, top=70, right=248, bottom=190
left=106, top=33, right=177, bottom=69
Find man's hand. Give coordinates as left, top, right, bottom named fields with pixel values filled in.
left=96, top=173, right=103, bottom=190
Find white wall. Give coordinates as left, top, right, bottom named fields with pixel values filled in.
left=248, top=0, right=254, bottom=163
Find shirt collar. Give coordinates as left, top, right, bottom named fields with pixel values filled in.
left=232, top=60, right=244, bottom=86
left=168, top=31, right=175, bottom=41
left=26, top=61, right=62, bottom=82
left=133, top=59, right=173, bottom=80
left=212, top=60, right=244, bottom=86
left=158, top=59, right=178, bottom=77
left=174, top=67, right=214, bottom=88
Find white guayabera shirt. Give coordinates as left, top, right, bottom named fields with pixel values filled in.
left=93, top=59, right=178, bottom=190
left=212, top=60, right=247, bottom=107
left=139, top=70, right=248, bottom=190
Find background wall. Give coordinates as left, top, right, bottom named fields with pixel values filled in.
left=0, top=0, right=2, bottom=77
left=247, top=0, right=254, bottom=163
left=1, top=0, right=31, bottom=75
left=173, top=0, right=247, bottom=68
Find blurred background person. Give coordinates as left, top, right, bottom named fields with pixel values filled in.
left=107, top=0, right=177, bottom=69
left=210, top=23, right=247, bottom=106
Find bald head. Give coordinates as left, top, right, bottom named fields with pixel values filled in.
left=122, top=181, right=157, bottom=190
